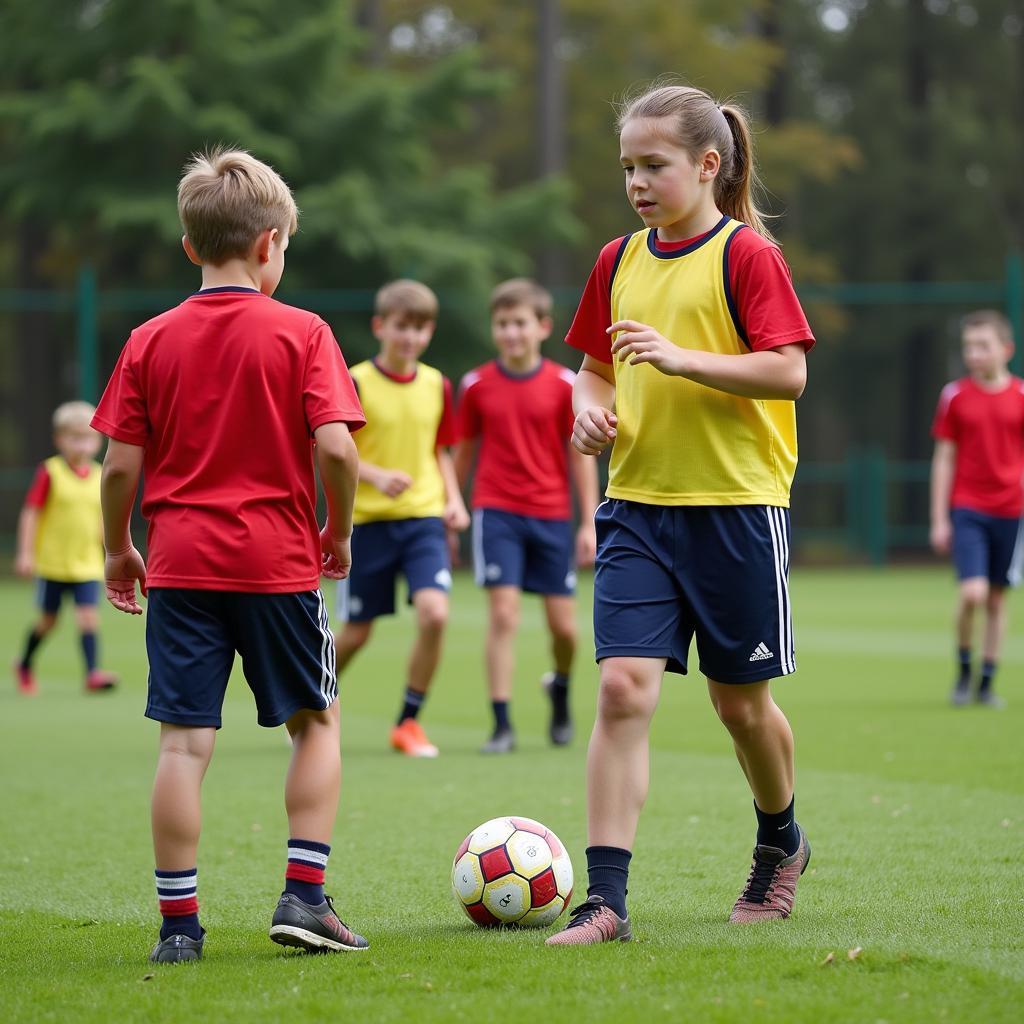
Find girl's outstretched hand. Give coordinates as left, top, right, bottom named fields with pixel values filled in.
left=609, top=320, right=686, bottom=376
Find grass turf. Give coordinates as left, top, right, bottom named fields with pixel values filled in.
left=0, top=567, right=1022, bottom=1023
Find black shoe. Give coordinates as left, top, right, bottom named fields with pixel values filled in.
left=480, top=727, right=516, bottom=754
left=541, top=672, right=573, bottom=746
left=269, top=893, right=369, bottom=953
left=149, top=928, right=205, bottom=963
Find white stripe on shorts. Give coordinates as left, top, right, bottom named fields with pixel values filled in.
left=765, top=507, right=795, bottom=675
left=1008, top=518, right=1024, bottom=587
left=471, top=509, right=485, bottom=586
left=314, top=589, right=335, bottom=707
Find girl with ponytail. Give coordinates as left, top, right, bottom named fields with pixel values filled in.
left=546, top=83, right=816, bottom=947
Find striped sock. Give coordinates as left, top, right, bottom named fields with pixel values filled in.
left=285, top=839, right=330, bottom=905
left=156, top=868, right=201, bottom=941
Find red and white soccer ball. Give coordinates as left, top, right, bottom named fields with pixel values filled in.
left=451, top=816, right=573, bottom=927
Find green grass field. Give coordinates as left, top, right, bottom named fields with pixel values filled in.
left=1, top=568, right=1022, bottom=1023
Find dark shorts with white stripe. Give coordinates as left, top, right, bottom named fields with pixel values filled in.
left=951, top=507, right=1024, bottom=587
left=145, top=588, right=336, bottom=728
left=592, top=500, right=795, bottom=683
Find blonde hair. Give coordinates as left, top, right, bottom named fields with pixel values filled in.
left=52, top=401, right=96, bottom=433
left=177, top=147, right=298, bottom=265
left=961, top=309, right=1014, bottom=344
left=616, top=83, right=775, bottom=242
left=374, top=280, right=439, bottom=324
left=490, top=278, right=553, bottom=319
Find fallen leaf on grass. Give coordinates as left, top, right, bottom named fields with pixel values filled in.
left=142, top=974, right=155, bottom=982
left=820, top=952, right=835, bottom=966
left=848, top=947, right=863, bottom=960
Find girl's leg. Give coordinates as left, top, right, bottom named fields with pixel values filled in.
left=284, top=703, right=341, bottom=844
left=406, top=588, right=448, bottom=695
left=707, top=679, right=794, bottom=814
left=588, top=657, right=665, bottom=848
left=542, top=595, right=577, bottom=676
left=978, top=586, right=1008, bottom=703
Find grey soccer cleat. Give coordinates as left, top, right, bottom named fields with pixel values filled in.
left=149, top=929, right=205, bottom=963
left=269, top=893, right=369, bottom=953
left=541, top=671, right=573, bottom=746
left=479, top=727, right=516, bottom=754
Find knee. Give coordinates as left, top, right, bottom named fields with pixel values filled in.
left=987, top=588, right=1007, bottom=613
left=961, top=580, right=989, bottom=609
left=550, top=618, right=577, bottom=647
left=712, top=693, right=763, bottom=737
left=336, top=623, right=371, bottom=653
left=490, top=604, right=519, bottom=635
left=417, top=600, right=448, bottom=635
left=598, top=667, right=652, bottom=721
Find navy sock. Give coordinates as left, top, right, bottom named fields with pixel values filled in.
left=491, top=700, right=510, bottom=732
left=156, top=868, right=202, bottom=941
left=549, top=671, right=570, bottom=724
left=80, top=632, right=98, bottom=673
left=397, top=686, right=426, bottom=725
left=285, top=839, right=330, bottom=905
left=978, top=659, right=996, bottom=695
left=754, top=797, right=799, bottom=856
left=956, top=647, right=971, bottom=688
left=585, top=845, right=631, bottom=919
left=20, top=628, right=44, bottom=669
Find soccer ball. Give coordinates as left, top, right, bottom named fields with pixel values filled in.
left=451, top=816, right=573, bottom=927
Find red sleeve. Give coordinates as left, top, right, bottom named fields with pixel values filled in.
left=932, top=383, right=960, bottom=442
left=727, top=230, right=815, bottom=353
left=304, top=321, right=366, bottom=434
left=457, top=372, right=482, bottom=441
left=23, top=464, right=51, bottom=509
left=435, top=376, right=457, bottom=447
left=565, top=237, right=628, bottom=364
left=92, top=335, right=150, bottom=445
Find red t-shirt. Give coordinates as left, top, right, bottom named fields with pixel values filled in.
left=92, top=287, right=366, bottom=592
left=932, top=376, right=1024, bottom=517
left=566, top=225, right=815, bottom=362
left=458, top=358, right=577, bottom=520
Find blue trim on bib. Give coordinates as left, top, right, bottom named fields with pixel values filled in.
left=645, top=215, right=730, bottom=260
left=722, top=222, right=750, bottom=349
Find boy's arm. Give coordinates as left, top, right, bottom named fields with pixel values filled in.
left=14, top=506, right=39, bottom=578
left=608, top=322, right=807, bottom=400
left=438, top=449, right=470, bottom=531
left=359, top=459, right=413, bottom=499
left=930, top=439, right=957, bottom=555
left=100, top=440, right=147, bottom=615
left=452, top=438, right=478, bottom=490
left=572, top=355, right=618, bottom=456
left=568, top=445, right=600, bottom=567
left=315, top=421, right=360, bottom=579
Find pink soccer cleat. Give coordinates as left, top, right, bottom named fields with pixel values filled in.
left=730, top=827, right=811, bottom=923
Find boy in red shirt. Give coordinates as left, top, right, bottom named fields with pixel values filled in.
left=931, top=309, right=1024, bottom=708
left=455, top=279, right=599, bottom=753
left=93, top=148, right=368, bottom=962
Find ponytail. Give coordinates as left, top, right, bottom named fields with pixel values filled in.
left=716, top=105, right=775, bottom=242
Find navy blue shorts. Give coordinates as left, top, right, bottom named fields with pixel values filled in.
left=145, top=588, right=336, bottom=729
left=337, top=517, right=451, bottom=623
left=471, top=509, right=575, bottom=596
left=593, top=500, right=795, bottom=683
left=951, top=507, right=1024, bottom=586
left=36, top=578, right=100, bottom=613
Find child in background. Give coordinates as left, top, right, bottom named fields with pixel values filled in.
left=454, top=279, right=599, bottom=753
left=547, top=83, right=814, bottom=946
left=930, top=310, right=1024, bottom=708
left=94, top=148, right=367, bottom=962
left=333, top=280, right=470, bottom=758
left=14, top=401, right=118, bottom=694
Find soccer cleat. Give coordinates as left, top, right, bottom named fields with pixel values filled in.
left=390, top=718, right=439, bottom=758
left=545, top=895, right=632, bottom=946
left=729, top=827, right=811, bottom=923
left=149, top=929, right=205, bottom=964
left=541, top=672, right=573, bottom=746
left=85, top=669, right=118, bottom=692
left=950, top=682, right=971, bottom=706
left=479, top=726, right=516, bottom=755
left=975, top=690, right=1007, bottom=709
left=14, top=663, right=37, bottom=696
left=269, top=893, right=369, bottom=953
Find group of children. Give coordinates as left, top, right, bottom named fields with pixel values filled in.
left=10, top=79, right=1019, bottom=962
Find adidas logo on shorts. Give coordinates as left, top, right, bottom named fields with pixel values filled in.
left=748, top=642, right=774, bottom=662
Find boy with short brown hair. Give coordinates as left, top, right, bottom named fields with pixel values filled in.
left=94, top=147, right=368, bottom=962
